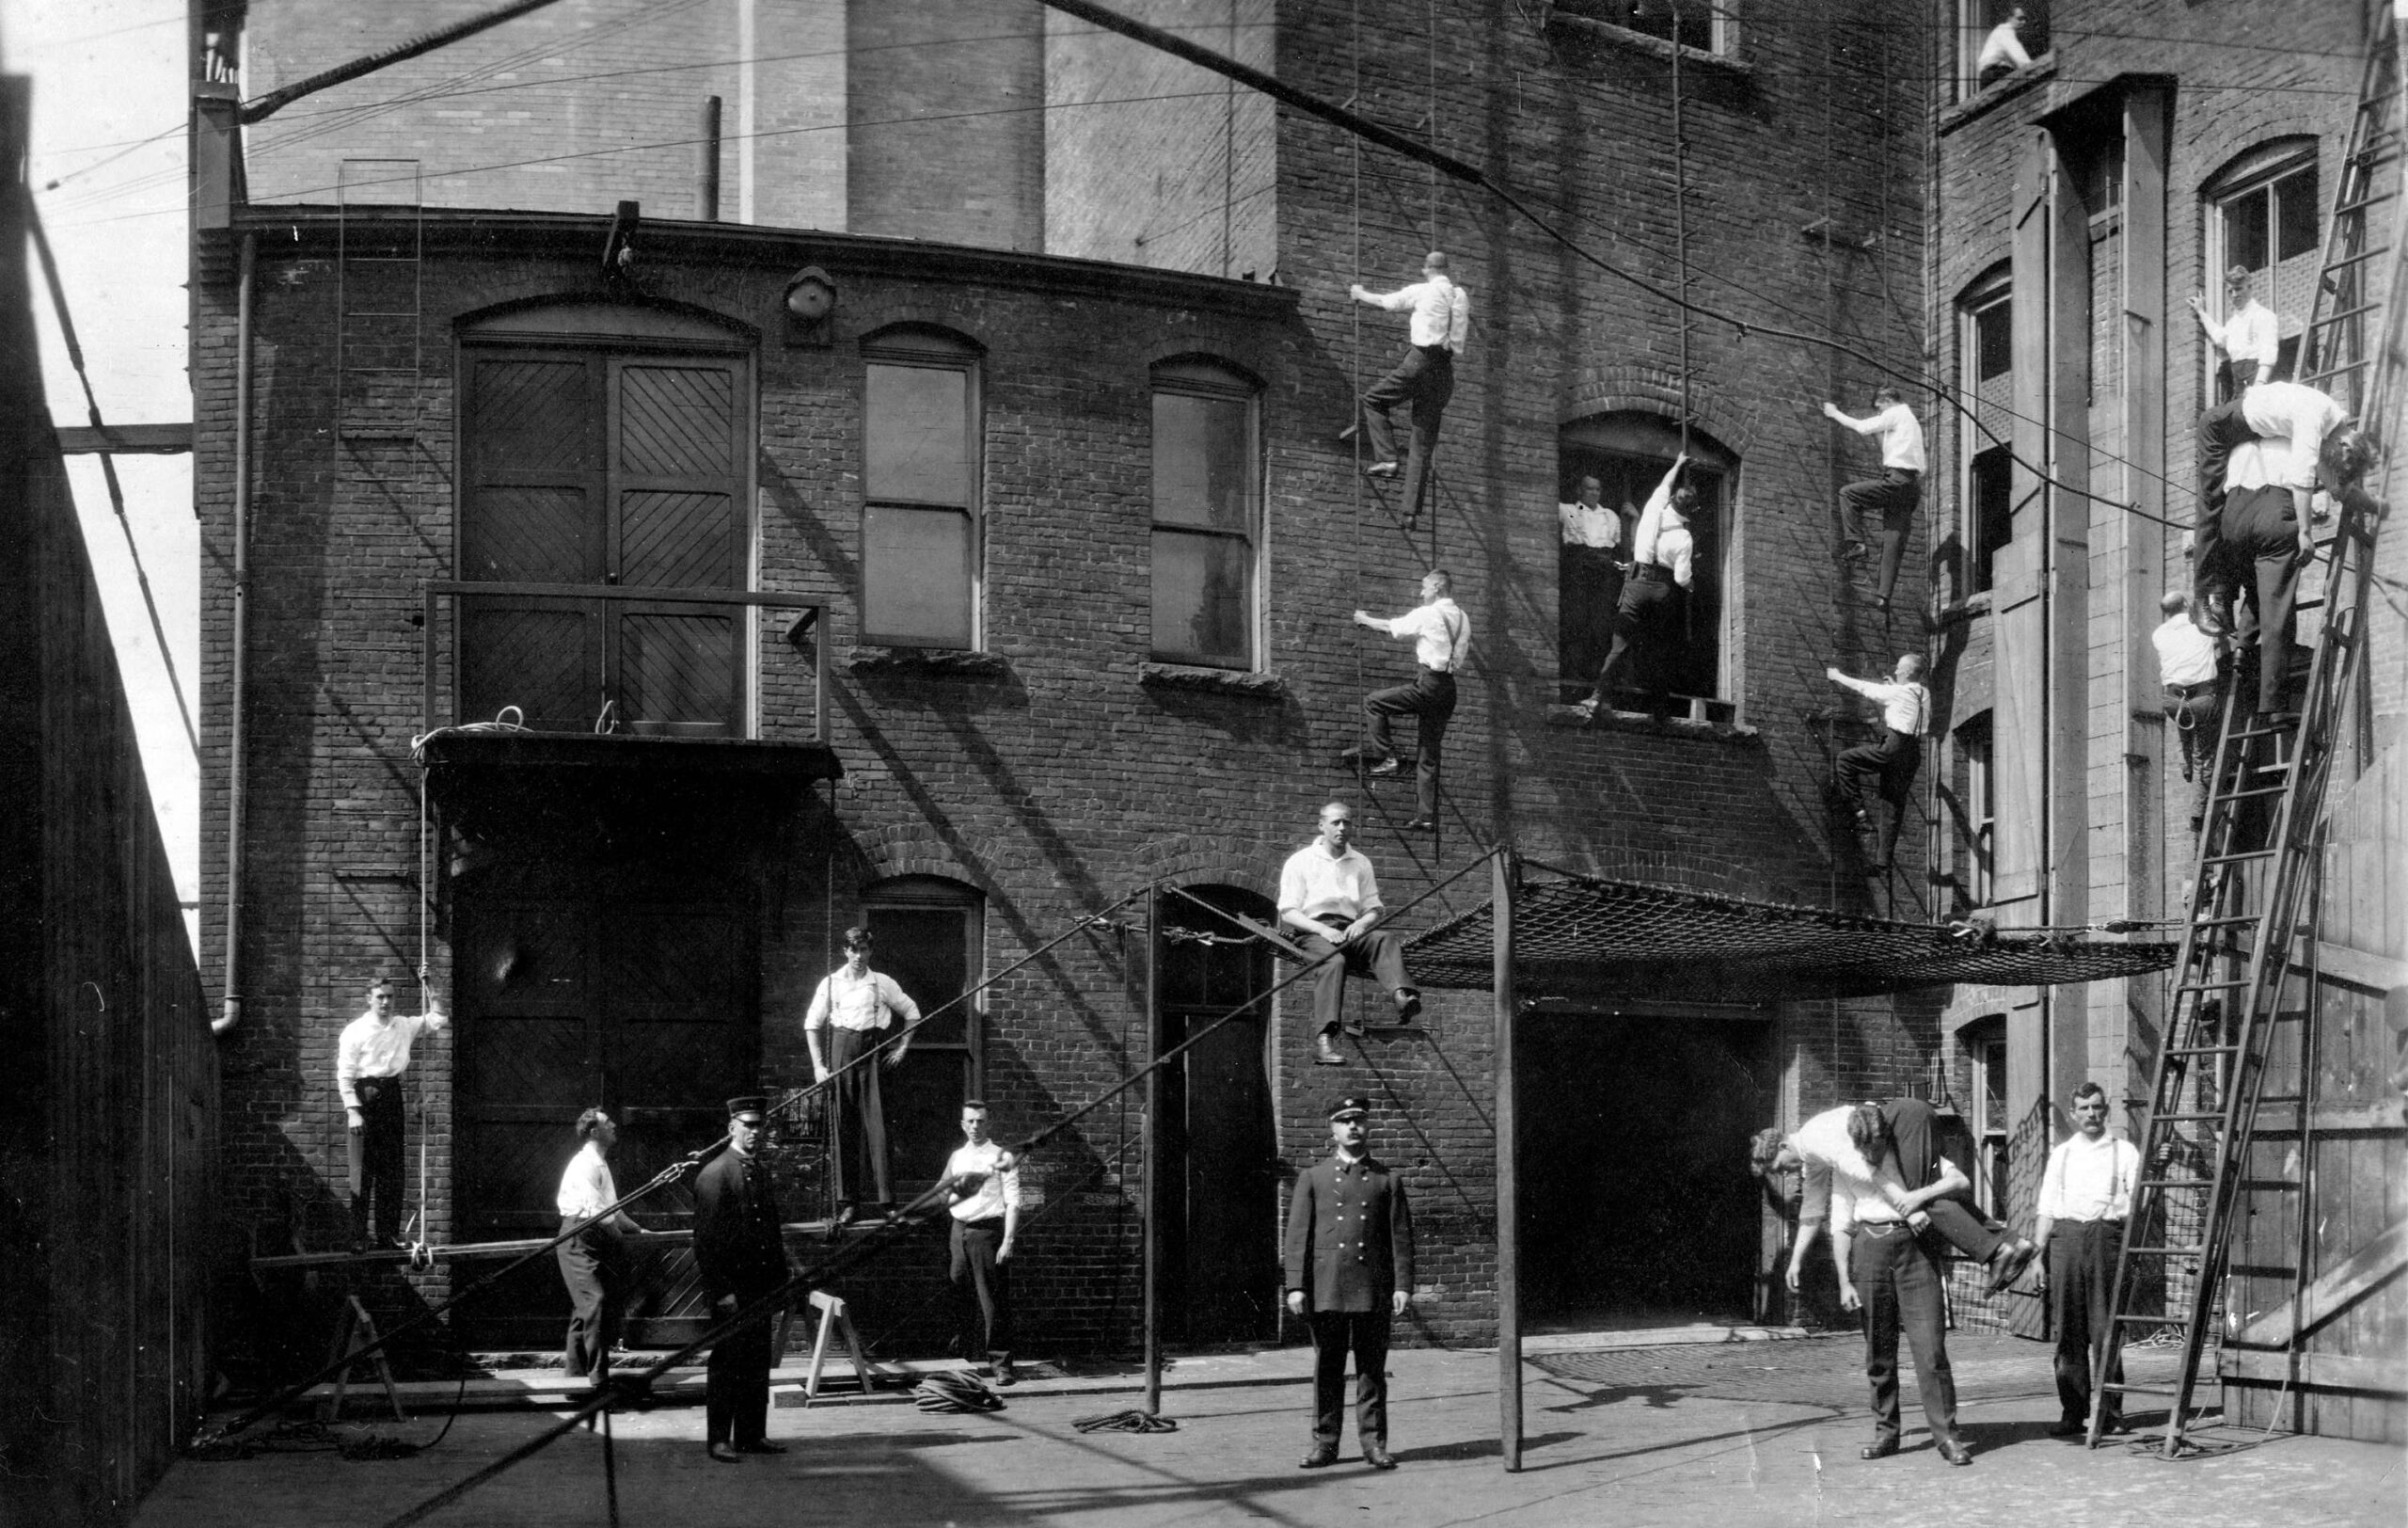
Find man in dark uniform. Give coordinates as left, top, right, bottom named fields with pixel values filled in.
left=691, top=1095, right=790, bottom=1462
left=1284, top=1094, right=1416, bottom=1472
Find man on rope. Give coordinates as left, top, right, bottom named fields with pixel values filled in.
left=1826, top=654, right=1930, bottom=872
left=1278, top=802, right=1420, bottom=1067
left=1353, top=568, right=1473, bottom=831
left=1823, top=387, right=1925, bottom=613
left=1576, top=453, right=1694, bottom=722
left=335, top=974, right=446, bottom=1251
left=1343, top=249, right=1470, bottom=519
left=554, top=1108, right=653, bottom=1392
left=805, top=926, right=919, bottom=1226
left=692, top=1095, right=792, bottom=1462
left=1286, top=1093, right=1415, bottom=1472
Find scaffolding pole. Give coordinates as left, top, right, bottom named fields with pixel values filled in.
left=1493, top=845, right=1521, bottom=1472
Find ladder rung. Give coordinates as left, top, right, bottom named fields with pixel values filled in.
left=2099, top=1379, right=2179, bottom=1393
left=2137, top=1176, right=2214, bottom=1189
left=2309, top=297, right=2385, bottom=329
left=2147, top=1112, right=2226, bottom=1123
left=2175, top=978, right=2250, bottom=991
left=2232, top=1179, right=2301, bottom=1191
left=2327, top=190, right=2396, bottom=218
left=2121, top=1245, right=2205, bottom=1256
left=2112, top=1314, right=2188, bottom=1327
left=2162, top=1044, right=2240, bottom=1058
left=2201, top=850, right=2277, bottom=865
left=2217, top=785, right=2289, bottom=801
left=2318, top=246, right=2393, bottom=273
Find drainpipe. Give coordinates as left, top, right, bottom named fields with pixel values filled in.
left=214, top=231, right=254, bottom=1037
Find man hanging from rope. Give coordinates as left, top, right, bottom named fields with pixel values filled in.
left=335, top=973, right=447, bottom=1252
left=1576, top=453, right=1694, bottom=723
left=1341, top=250, right=1470, bottom=521
left=1826, top=654, right=1929, bottom=873
left=1823, top=388, right=1925, bottom=613
left=1353, top=568, right=1472, bottom=832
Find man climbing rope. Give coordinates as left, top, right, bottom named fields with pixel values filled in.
left=1823, top=388, right=1925, bottom=613
left=1342, top=250, right=1470, bottom=520
left=1827, top=654, right=1930, bottom=872
left=1577, top=454, right=1694, bottom=723
left=1354, top=568, right=1472, bottom=832
left=335, top=974, right=447, bottom=1251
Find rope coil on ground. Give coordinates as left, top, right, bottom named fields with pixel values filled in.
left=914, top=1371, right=1006, bottom=1413
left=1073, top=1409, right=1180, bottom=1434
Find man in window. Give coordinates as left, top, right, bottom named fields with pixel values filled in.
left=1827, top=655, right=1930, bottom=873
left=335, top=975, right=447, bottom=1250
left=2191, top=265, right=2281, bottom=402
left=804, top=927, right=919, bottom=1226
left=2151, top=591, right=2225, bottom=834
left=1559, top=475, right=1624, bottom=699
left=1824, top=388, right=1926, bottom=613
left=1975, top=6, right=2032, bottom=87
left=1278, top=802, right=1420, bottom=1068
left=1353, top=568, right=1473, bottom=832
left=2033, top=1082, right=2142, bottom=1437
left=1343, top=251, right=1471, bottom=518
left=1576, top=454, right=1694, bottom=722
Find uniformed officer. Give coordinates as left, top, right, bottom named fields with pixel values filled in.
left=1283, top=1093, right=1416, bottom=1471
left=691, top=1095, right=791, bottom=1461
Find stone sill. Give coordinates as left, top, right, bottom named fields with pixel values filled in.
left=848, top=646, right=1016, bottom=679
left=1138, top=662, right=1291, bottom=700
left=1543, top=702, right=1761, bottom=746
left=1935, top=590, right=1994, bottom=626
left=1938, top=55, right=2057, bottom=136
left=1543, top=12, right=1755, bottom=79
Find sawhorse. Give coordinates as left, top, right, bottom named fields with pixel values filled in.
left=796, top=1290, right=897, bottom=1406
left=322, top=1294, right=408, bottom=1424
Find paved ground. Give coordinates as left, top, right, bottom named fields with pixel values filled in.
left=142, top=1333, right=2402, bottom=1527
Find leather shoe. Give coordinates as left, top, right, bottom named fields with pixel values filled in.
left=1983, top=1238, right=2038, bottom=1295
left=2047, top=1419, right=2084, bottom=1438
left=1392, top=990, right=1422, bottom=1024
left=1936, top=1437, right=1973, bottom=1466
left=1366, top=756, right=1402, bottom=777
left=1300, top=1445, right=1339, bottom=1469
left=733, top=1440, right=787, bottom=1455
left=1859, top=1438, right=1898, bottom=1460
left=1402, top=816, right=1435, bottom=831
left=1362, top=1446, right=1398, bottom=1471
left=1364, top=461, right=1401, bottom=478
left=707, top=1441, right=742, bottom=1464
left=1313, top=1036, right=1346, bottom=1067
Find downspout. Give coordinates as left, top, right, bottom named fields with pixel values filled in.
left=214, top=231, right=254, bottom=1036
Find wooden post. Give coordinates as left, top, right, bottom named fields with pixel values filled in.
left=1494, top=847, right=1521, bottom=1471
left=698, top=97, right=722, bottom=221
left=1143, top=883, right=1163, bottom=1416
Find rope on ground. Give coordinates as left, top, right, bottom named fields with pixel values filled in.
left=1074, top=1408, right=1180, bottom=1433
left=914, top=1372, right=1006, bottom=1413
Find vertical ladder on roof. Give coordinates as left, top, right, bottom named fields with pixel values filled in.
left=335, top=159, right=424, bottom=441
left=2091, top=7, right=2401, bottom=1456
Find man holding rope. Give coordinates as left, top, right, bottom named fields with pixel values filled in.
left=335, top=974, right=446, bottom=1251
left=805, top=927, right=918, bottom=1226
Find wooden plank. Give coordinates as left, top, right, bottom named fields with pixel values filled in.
left=50, top=422, right=194, bottom=454
left=2218, top=1346, right=2408, bottom=1394
left=2246, top=1102, right=2406, bottom=1135
left=2314, top=939, right=2406, bottom=995
left=2233, top=1208, right=2408, bottom=1347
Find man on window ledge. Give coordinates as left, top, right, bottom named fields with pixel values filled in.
left=1278, top=802, right=1420, bottom=1068
left=2191, top=265, right=2281, bottom=404
left=1975, top=6, right=2033, bottom=88
left=1353, top=568, right=1472, bottom=832
left=804, top=927, right=918, bottom=1227
left=1576, top=453, right=1693, bottom=723
left=1341, top=250, right=1471, bottom=521
left=1559, top=475, right=1624, bottom=699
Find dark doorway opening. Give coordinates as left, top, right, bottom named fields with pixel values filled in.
left=1515, top=1011, right=1776, bottom=1333
left=862, top=876, right=985, bottom=1206
left=1157, top=886, right=1280, bottom=1346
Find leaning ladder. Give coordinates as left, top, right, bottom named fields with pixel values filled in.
left=2090, top=8, right=2402, bottom=1456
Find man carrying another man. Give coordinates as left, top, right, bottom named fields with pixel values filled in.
left=939, top=1100, right=1022, bottom=1387
left=1279, top=802, right=1420, bottom=1068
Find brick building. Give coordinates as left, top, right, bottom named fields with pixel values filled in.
left=195, top=0, right=1990, bottom=1365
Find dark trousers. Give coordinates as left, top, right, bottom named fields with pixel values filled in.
left=1307, top=1309, right=1392, bottom=1452
left=1364, top=666, right=1456, bottom=819
left=1852, top=1222, right=1957, bottom=1445
left=557, top=1218, right=630, bottom=1378
left=2222, top=487, right=2306, bottom=715
left=2164, top=681, right=2223, bottom=820
left=1841, top=468, right=1921, bottom=607
left=950, top=1217, right=1015, bottom=1363
left=826, top=1027, right=893, bottom=1208
left=1359, top=344, right=1453, bottom=519
left=1298, top=918, right=1411, bottom=1039
left=705, top=1295, right=775, bottom=1446
left=1560, top=544, right=1623, bottom=692
left=2192, top=397, right=2258, bottom=634
left=2216, top=358, right=2265, bottom=404
left=1591, top=573, right=1684, bottom=712
left=347, top=1077, right=407, bottom=1243
left=2049, top=1219, right=2125, bottom=1428
left=1836, top=727, right=1922, bottom=865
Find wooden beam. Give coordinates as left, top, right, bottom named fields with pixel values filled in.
left=2232, top=1218, right=2408, bottom=1346
left=52, top=422, right=193, bottom=454
left=1495, top=848, right=1522, bottom=1472
left=2313, top=938, right=2407, bottom=994
left=2218, top=1347, right=2408, bottom=1395
left=2247, top=1102, right=2407, bottom=1136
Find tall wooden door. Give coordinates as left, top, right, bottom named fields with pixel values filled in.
left=453, top=862, right=757, bottom=1345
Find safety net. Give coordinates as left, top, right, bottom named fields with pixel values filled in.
left=1400, top=868, right=2178, bottom=1005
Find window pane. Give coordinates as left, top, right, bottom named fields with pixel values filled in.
left=2225, top=189, right=2270, bottom=273
left=2275, top=167, right=2320, bottom=262
left=1152, top=529, right=1250, bottom=666
left=617, top=610, right=737, bottom=735
left=863, top=503, right=973, bottom=646
left=1152, top=391, right=1254, bottom=532
left=1971, top=446, right=2013, bottom=592
left=865, top=364, right=970, bottom=505
left=1974, top=299, right=2013, bottom=380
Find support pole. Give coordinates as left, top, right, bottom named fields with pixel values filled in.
left=697, top=96, right=721, bottom=222
left=1143, top=883, right=1164, bottom=1415
left=1493, top=846, right=1521, bottom=1471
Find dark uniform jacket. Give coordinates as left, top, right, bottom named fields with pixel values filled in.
left=1283, top=1152, right=1415, bottom=1313
left=691, top=1147, right=787, bottom=1300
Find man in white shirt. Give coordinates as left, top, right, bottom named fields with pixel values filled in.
left=1354, top=569, right=1473, bottom=830
left=804, top=926, right=921, bottom=1222
left=2034, top=1082, right=2142, bottom=1436
left=554, top=1107, right=652, bottom=1384
left=1775, top=1098, right=2036, bottom=1300
left=1827, top=655, right=1930, bottom=872
left=1974, top=6, right=2032, bottom=86
left=335, top=976, right=447, bottom=1249
left=1559, top=475, right=1624, bottom=697
left=1345, top=250, right=1472, bottom=519
left=939, top=1100, right=1022, bottom=1385
left=2151, top=591, right=2226, bottom=831
left=1824, top=388, right=1926, bottom=613
left=2191, top=265, right=2281, bottom=402
left=1278, top=802, right=1419, bottom=1068
left=1577, top=454, right=1695, bottom=721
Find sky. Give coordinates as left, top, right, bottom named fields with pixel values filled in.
left=6, top=0, right=199, bottom=947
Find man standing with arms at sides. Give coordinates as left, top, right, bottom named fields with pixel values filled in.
left=335, top=975, right=447, bottom=1250
left=2192, top=265, right=2281, bottom=403
left=1286, top=1094, right=1415, bottom=1472
left=2034, top=1082, right=2142, bottom=1437
left=1559, top=474, right=1624, bottom=694
left=939, top=1100, right=1022, bottom=1386
left=555, top=1107, right=652, bottom=1389
left=1343, top=250, right=1471, bottom=517
left=1824, top=388, right=1926, bottom=613
left=1354, top=568, right=1473, bottom=832
left=1576, top=453, right=1695, bottom=722
left=1278, top=802, right=1421, bottom=1068
left=691, top=1096, right=790, bottom=1462
left=1829, top=1103, right=1975, bottom=1466
left=805, top=926, right=919, bottom=1226
left=1827, top=655, right=1931, bottom=872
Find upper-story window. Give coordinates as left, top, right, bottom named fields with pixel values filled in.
left=1958, top=268, right=2013, bottom=595
left=456, top=302, right=752, bottom=735
left=2204, top=140, right=2319, bottom=394
left=863, top=326, right=982, bottom=648
left=1553, top=0, right=1738, bottom=56
left=1957, top=0, right=2047, bottom=101
left=1558, top=411, right=1738, bottom=705
left=1150, top=358, right=1261, bottom=669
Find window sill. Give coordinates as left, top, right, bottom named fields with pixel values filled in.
left=1542, top=11, right=1752, bottom=78
left=848, top=646, right=1016, bottom=679
left=1935, top=591, right=1994, bottom=626
left=1939, top=55, right=2056, bottom=137
left=1139, top=661, right=1290, bottom=700
left=1543, top=701, right=1761, bottom=745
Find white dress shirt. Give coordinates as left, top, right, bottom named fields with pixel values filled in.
left=1976, top=22, right=2032, bottom=73
left=1839, top=403, right=1927, bottom=472
left=556, top=1139, right=641, bottom=1232
left=1371, top=276, right=1472, bottom=352
left=2037, top=1131, right=2140, bottom=1223
left=1631, top=466, right=1696, bottom=589
left=2152, top=614, right=2220, bottom=688
left=2233, top=382, right=2349, bottom=492
left=1277, top=842, right=1385, bottom=923
left=336, top=1009, right=445, bottom=1108
left=1367, top=598, right=1472, bottom=673
left=1560, top=500, right=1622, bottom=550
left=1830, top=673, right=1931, bottom=735
left=804, top=966, right=920, bottom=1033
left=2206, top=298, right=2280, bottom=371
left=945, top=1140, right=1022, bottom=1223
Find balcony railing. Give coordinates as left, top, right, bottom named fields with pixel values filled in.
left=420, top=581, right=830, bottom=743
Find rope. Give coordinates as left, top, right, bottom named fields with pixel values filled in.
left=1074, top=1408, right=1180, bottom=1433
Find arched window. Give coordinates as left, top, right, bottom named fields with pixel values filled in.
left=1556, top=412, right=1738, bottom=704
left=860, top=874, right=984, bottom=1193
left=862, top=326, right=983, bottom=648
left=2202, top=139, right=2320, bottom=392
left=1150, top=358, right=1262, bottom=669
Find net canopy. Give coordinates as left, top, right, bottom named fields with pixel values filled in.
left=1401, top=868, right=2176, bottom=1005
